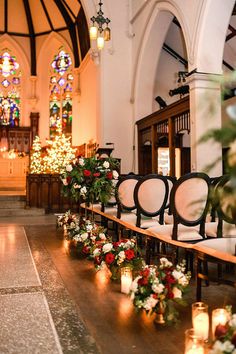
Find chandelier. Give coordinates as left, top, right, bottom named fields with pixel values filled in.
left=89, top=2, right=111, bottom=50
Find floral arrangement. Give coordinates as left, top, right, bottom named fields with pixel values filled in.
left=130, top=258, right=191, bottom=324
left=70, top=218, right=109, bottom=256
left=92, top=238, right=144, bottom=279
left=210, top=310, right=236, bottom=354
left=61, top=155, right=119, bottom=204
left=56, top=210, right=78, bottom=233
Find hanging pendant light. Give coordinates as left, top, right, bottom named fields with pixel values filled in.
left=89, top=2, right=111, bottom=50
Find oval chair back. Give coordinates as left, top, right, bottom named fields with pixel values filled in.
left=134, top=174, right=169, bottom=227
left=115, top=175, right=140, bottom=218
left=165, top=176, right=176, bottom=214
left=171, top=172, right=211, bottom=240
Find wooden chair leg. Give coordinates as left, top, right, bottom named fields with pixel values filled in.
left=145, top=237, right=152, bottom=264
left=196, top=257, right=202, bottom=301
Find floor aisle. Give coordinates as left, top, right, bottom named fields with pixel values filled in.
left=0, top=216, right=235, bottom=354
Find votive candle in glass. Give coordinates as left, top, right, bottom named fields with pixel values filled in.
left=185, top=328, right=205, bottom=354
left=212, top=308, right=229, bottom=339
left=121, top=267, right=133, bottom=294
left=192, top=302, right=209, bottom=341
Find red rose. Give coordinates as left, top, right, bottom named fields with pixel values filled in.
left=141, top=268, right=150, bottom=278
left=82, top=246, right=90, bottom=254
left=105, top=253, right=115, bottom=265
left=83, top=170, right=91, bottom=177
left=215, top=324, right=228, bottom=339
left=138, top=277, right=148, bottom=286
left=93, top=172, right=100, bottom=177
left=113, top=241, right=121, bottom=248
left=125, top=249, right=135, bottom=260
left=152, top=294, right=158, bottom=299
left=66, top=176, right=72, bottom=184
left=165, top=274, right=176, bottom=284
left=106, top=171, right=113, bottom=180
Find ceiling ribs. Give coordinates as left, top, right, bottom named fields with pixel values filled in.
left=62, top=0, right=77, bottom=20
left=40, top=0, right=54, bottom=31
left=23, top=0, right=36, bottom=75
left=54, top=0, right=80, bottom=68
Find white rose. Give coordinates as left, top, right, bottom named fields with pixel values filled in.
left=90, top=235, right=96, bottom=241
left=229, top=314, right=236, bottom=329
left=143, top=296, right=158, bottom=311
left=102, top=243, right=113, bottom=253
left=160, top=257, right=173, bottom=268
left=99, top=233, right=106, bottom=240
left=80, top=186, right=87, bottom=195
left=74, top=183, right=80, bottom=189
left=103, top=161, right=109, bottom=169
left=152, top=282, right=164, bottom=294
left=86, top=223, right=93, bottom=231
left=80, top=232, right=88, bottom=241
left=66, top=164, right=73, bottom=172
left=78, top=158, right=85, bottom=166
left=118, top=251, right=125, bottom=260
left=112, top=170, right=119, bottom=179
left=172, top=287, right=182, bottom=299
left=62, top=179, right=68, bottom=186
left=178, top=275, right=188, bottom=286
left=130, top=276, right=142, bottom=293
left=93, top=248, right=101, bottom=256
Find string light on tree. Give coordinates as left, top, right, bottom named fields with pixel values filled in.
left=30, top=136, right=43, bottom=173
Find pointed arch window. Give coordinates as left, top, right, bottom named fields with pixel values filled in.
left=0, top=50, right=21, bottom=127
left=49, top=49, right=73, bottom=137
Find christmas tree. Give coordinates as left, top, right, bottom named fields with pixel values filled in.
left=42, top=133, right=76, bottom=174
left=30, top=136, right=43, bottom=173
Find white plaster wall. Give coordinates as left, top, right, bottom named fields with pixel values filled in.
left=98, top=1, right=133, bottom=173
left=73, top=56, right=99, bottom=147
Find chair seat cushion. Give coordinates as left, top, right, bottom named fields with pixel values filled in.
left=205, top=222, right=218, bottom=237
left=198, top=238, right=236, bottom=255
left=119, top=213, right=160, bottom=228
left=164, top=213, right=173, bottom=224
left=147, top=224, right=203, bottom=241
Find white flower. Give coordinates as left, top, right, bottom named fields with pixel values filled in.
left=80, top=232, right=88, bottom=241
left=78, top=158, right=85, bottom=166
left=229, top=314, right=236, bottom=329
left=130, top=276, right=142, bottom=296
left=143, top=296, right=158, bottom=311
left=66, top=164, right=73, bottom=172
left=74, top=183, right=80, bottom=189
left=160, top=257, right=172, bottom=268
left=102, top=243, right=113, bottom=253
left=152, top=281, right=164, bottom=294
left=172, top=287, right=182, bottom=298
left=210, top=340, right=235, bottom=354
left=80, top=186, right=87, bottom=195
left=112, top=170, right=119, bottom=179
left=99, top=233, right=106, bottom=240
left=118, top=251, right=126, bottom=260
left=90, top=235, right=96, bottom=241
left=226, top=104, right=236, bottom=121
left=103, top=161, right=109, bottom=169
left=93, top=248, right=101, bottom=256
left=62, top=178, right=68, bottom=186
left=86, top=223, right=93, bottom=231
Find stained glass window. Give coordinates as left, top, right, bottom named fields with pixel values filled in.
left=49, top=49, right=73, bottom=137
left=0, top=50, right=21, bottom=127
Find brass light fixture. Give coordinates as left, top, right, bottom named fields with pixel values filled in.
left=89, top=2, right=111, bottom=50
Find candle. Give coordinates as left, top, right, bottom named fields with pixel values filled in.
left=121, top=267, right=132, bottom=294
left=185, top=328, right=205, bottom=354
left=192, top=302, right=209, bottom=340
left=212, top=308, right=229, bottom=339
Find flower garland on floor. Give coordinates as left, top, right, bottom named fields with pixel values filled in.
left=130, top=258, right=191, bottom=324
left=61, top=156, right=119, bottom=204
left=92, top=238, right=144, bottom=280
left=56, top=210, right=78, bottom=232
left=210, top=310, right=236, bottom=354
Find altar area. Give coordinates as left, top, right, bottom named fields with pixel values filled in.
left=0, top=151, right=28, bottom=191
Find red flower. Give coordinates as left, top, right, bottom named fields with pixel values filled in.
left=125, top=249, right=135, bottom=260
left=138, top=277, right=148, bottom=286
left=141, top=268, right=150, bottom=278
left=83, top=169, right=91, bottom=177
left=165, top=274, right=176, bottom=284
left=66, top=176, right=72, bottom=184
left=113, top=241, right=121, bottom=248
left=105, top=253, right=115, bottom=265
left=82, top=246, right=90, bottom=254
left=152, top=294, right=158, bottom=299
left=93, top=172, right=100, bottom=177
left=106, top=171, right=113, bottom=180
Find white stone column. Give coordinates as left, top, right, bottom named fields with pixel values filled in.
left=188, top=73, right=222, bottom=177
left=29, top=76, right=38, bottom=111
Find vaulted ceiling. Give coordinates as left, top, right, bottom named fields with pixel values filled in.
left=0, top=0, right=90, bottom=75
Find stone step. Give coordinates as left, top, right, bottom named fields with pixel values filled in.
left=0, top=201, right=26, bottom=209
left=0, top=195, right=26, bottom=201
left=0, top=208, right=45, bottom=217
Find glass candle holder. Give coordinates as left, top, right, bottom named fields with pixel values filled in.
left=192, top=302, right=209, bottom=341
left=185, top=328, right=205, bottom=354
left=212, top=308, right=230, bottom=339
left=121, top=267, right=133, bottom=294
